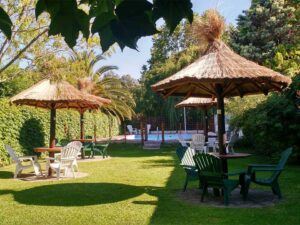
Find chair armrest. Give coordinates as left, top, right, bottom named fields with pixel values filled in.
left=18, top=156, right=37, bottom=162
left=46, top=157, right=56, bottom=161
left=225, top=169, right=247, bottom=176
left=248, top=164, right=277, bottom=168
left=251, top=168, right=281, bottom=172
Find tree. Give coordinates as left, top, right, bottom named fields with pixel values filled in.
left=230, top=0, right=299, bottom=76
left=0, top=0, right=194, bottom=52
left=0, top=0, right=50, bottom=75
left=73, top=51, right=135, bottom=121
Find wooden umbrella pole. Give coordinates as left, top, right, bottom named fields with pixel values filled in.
left=204, top=108, right=208, bottom=142
left=49, top=104, right=56, bottom=149
left=216, top=84, right=228, bottom=173
left=80, top=112, right=84, bottom=140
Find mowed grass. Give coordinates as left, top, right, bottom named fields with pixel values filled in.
left=0, top=143, right=299, bottom=225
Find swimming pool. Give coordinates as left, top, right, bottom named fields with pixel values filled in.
left=127, top=133, right=192, bottom=141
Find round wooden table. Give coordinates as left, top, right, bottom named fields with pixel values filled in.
left=72, top=138, right=94, bottom=143
left=209, top=152, right=251, bottom=159
left=34, top=146, right=62, bottom=176
left=34, top=146, right=62, bottom=153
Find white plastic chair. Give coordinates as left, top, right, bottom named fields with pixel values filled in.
left=127, top=125, right=137, bottom=134
left=190, top=134, right=206, bottom=153
left=46, top=141, right=82, bottom=179
left=206, top=137, right=217, bottom=153
left=5, top=145, right=42, bottom=178
left=177, top=134, right=189, bottom=147
left=147, top=124, right=151, bottom=134
left=226, top=134, right=239, bottom=153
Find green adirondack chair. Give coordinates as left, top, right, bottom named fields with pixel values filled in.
left=244, top=147, right=292, bottom=200
left=193, top=153, right=246, bottom=205
left=176, top=146, right=199, bottom=192
left=92, top=138, right=111, bottom=158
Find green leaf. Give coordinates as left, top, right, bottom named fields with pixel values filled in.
left=0, top=6, right=12, bottom=39
left=153, top=0, right=193, bottom=33
left=36, top=0, right=89, bottom=48
left=93, top=0, right=158, bottom=51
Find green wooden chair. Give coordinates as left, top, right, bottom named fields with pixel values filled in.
left=92, top=138, right=111, bottom=158
left=193, top=153, right=246, bottom=205
left=244, top=147, right=292, bottom=200
left=176, top=146, right=199, bottom=192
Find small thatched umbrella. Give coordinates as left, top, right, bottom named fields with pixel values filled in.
left=152, top=10, right=292, bottom=172
left=11, top=79, right=109, bottom=151
left=175, top=97, right=216, bottom=140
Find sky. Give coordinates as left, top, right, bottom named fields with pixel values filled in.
left=101, top=0, right=251, bottom=80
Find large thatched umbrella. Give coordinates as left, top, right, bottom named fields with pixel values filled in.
left=152, top=10, right=292, bottom=172
left=176, top=97, right=216, bottom=140
left=11, top=79, right=109, bottom=151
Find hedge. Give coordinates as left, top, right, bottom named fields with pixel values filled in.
left=0, top=98, right=119, bottom=166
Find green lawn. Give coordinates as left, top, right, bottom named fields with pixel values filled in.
left=0, top=144, right=299, bottom=225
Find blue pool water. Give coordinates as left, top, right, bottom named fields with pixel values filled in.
left=128, top=133, right=192, bottom=141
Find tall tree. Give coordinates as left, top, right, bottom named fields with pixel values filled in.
left=230, top=0, right=299, bottom=76
left=73, top=51, right=135, bottom=121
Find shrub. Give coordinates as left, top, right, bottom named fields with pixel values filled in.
left=0, top=98, right=119, bottom=166
left=230, top=75, right=300, bottom=161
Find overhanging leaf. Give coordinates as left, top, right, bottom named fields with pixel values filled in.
left=36, top=0, right=89, bottom=48
left=153, top=0, right=193, bottom=33
left=0, top=6, right=12, bottom=39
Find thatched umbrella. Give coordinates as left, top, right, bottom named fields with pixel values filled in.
left=11, top=79, right=109, bottom=150
left=175, top=97, right=216, bottom=140
left=152, top=10, right=292, bottom=172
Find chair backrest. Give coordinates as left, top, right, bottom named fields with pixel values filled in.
left=147, top=124, right=151, bottom=133
left=62, top=141, right=82, bottom=159
left=5, top=145, right=20, bottom=162
left=207, top=137, right=216, bottom=147
left=193, top=153, right=223, bottom=182
left=192, top=134, right=205, bottom=143
left=176, top=146, right=196, bottom=167
left=177, top=134, right=188, bottom=147
left=277, top=148, right=293, bottom=170
left=269, top=148, right=293, bottom=181
left=58, top=139, right=70, bottom=147
left=127, top=125, right=133, bottom=133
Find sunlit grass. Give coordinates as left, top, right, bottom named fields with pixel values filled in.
left=0, top=143, right=299, bottom=225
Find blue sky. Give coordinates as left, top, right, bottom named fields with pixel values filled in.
left=102, top=0, right=251, bottom=79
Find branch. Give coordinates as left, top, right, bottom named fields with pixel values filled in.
left=0, top=29, right=48, bottom=74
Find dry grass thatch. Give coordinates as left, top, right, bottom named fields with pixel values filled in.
left=152, top=40, right=292, bottom=98
left=175, top=97, right=216, bottom=109
left=11, top=79, right=110, bottom=111
left=190, top=9, right=225, bottom=43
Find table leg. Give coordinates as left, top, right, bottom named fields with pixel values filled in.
left=48, top=152, right=54, bottom=176
left=81, top=147, right=85, bottom=159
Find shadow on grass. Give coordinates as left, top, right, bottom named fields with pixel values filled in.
left=0, top=171, right=14, bottom=179
left=0, top=183, right=161, bottom=206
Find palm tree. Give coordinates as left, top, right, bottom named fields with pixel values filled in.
left=71, top=51, right=135, bottom=121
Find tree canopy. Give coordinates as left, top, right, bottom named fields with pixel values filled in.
left=0, top=0, right=194, bottom=52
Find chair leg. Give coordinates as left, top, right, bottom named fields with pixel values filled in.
left=14, top=165, right=22, bottom=178
left=201, top=185, right=207, bottom=202
left=243, top=175, right=251, bottom=200
left=183, top=175, right=189, bottom=192
left=272, top=182, right=282, bottom=199
left=56, top=168, right=60, bottom=180
left=224, top=188, right=229, bottom=206
left=71, top=166, right=76, bottom=178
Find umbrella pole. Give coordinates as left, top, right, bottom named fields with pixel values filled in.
left=49, top=105, right=56, bottom=176
left=204, top=108, right=208, bottom=142
left=216, top=84, right=228, bottom=173
left=80, top=112, right=84, bottom=140
left=49, top=105, right=56, bottom=149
